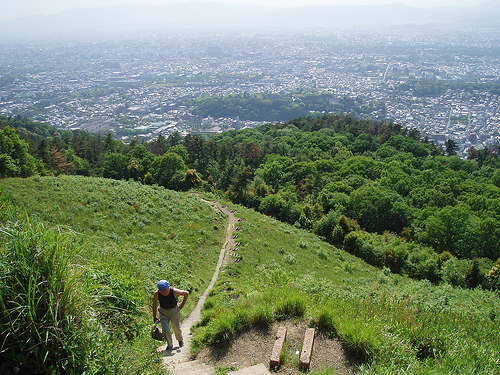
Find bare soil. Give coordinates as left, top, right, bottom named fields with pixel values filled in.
left=195, top=319, right=359, bottom=374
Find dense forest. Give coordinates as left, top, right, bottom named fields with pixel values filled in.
left=1, top=114, right=499, bottom=291
left=190, top=91, right=386, bottom=121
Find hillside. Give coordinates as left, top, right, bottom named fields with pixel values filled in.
left=0, top=176, right=227, bottom=374
left=1, top=175, right=499, bottom=374
left=2, top=113, right=500, bottom=291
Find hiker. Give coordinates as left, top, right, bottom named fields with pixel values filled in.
left=152, top=279, right=189, bottom=349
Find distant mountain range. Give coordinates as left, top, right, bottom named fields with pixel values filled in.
left=1, top=1, right=499, bottom=40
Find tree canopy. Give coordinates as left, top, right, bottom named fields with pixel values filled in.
left=2, top=113, right=500, bottom=289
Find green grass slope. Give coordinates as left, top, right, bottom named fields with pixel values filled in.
left=0, top=175, right=226, bottom=374
left=194, top=197, right=500, bottom=374
left=1, top=175, right=499, bottom=374
left=2, top=175, right=226, bottom=297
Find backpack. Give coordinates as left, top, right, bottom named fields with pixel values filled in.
left=151, top=323, right=164, bottom=341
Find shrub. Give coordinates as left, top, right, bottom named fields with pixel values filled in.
left=485, top=264, right=500, bottom=291
left=314, top=210, right=341, bottom=242
left=283, top=252, right=297, bottom=265
left=441, top=258, right=471, bottom=288
left=343, top=231, right=383, bottom=267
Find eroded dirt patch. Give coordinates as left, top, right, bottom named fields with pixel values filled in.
left=195, top=319, right=359, bottom=374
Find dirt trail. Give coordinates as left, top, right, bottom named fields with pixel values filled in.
left=159, top=198, right=357, bottom=374
left=159, top=199, right=237, bottom=367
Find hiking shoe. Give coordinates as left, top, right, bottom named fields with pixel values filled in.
left=178, top=341, right=184, bottom=347
left=166, top=345, right=173, bottom=350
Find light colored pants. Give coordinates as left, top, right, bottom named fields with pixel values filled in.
left=158, top=305, right=182, bottom=348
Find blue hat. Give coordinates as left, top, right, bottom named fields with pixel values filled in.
left=157, top=280, right=169, bottom=291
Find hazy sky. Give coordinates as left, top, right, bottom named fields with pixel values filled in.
left=0, top=0, right=491, bottom=21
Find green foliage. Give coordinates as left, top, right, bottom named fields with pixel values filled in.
left=191, top=91, right=336, bottom=121
left=189, top=201, right=499, bottom=373
left=0, top=126, right=41, bottom=177
left=0, top=172, right=499, bottom=374
left=150, top=152, right=188, bottom=189
left=3, top=113, right=500, bottom=290
left=274, top=289, right=307, bottom=319
left=87, top=265, right=143, bottom=339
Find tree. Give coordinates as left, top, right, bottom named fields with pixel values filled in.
left=445, top=139, right=459, bottom=156
left=50, top=147, right=73, bottom=175
left=103, top=153, right=129, bottom=180
left=419, top=205, right=472, bottom=257
left=149, top=134, right=167, bottom=156
left=169, top=145, right=189, bottom=164
left=240, top=142, right=263, bottom=168
left=492, top=169, right=500, bottom=188
left=36, top=138, right=51, bottom=165
left=167, top=131, right=181, bottom=148
left=348, top=183, right=410, bottom=233
left=183, top=133, right=204, bottom=165
left=465, top=258, right=482, bottom=289
left=150, top=152, right=187, bottom=190
left=0, top=126, right=39, bottom=177
left=255, top=159, right=286, bottom=191
left=183, top=169, right=202, bottom=190
left=228, top=166, right=253, bottom=203
left=104, top=133, right=115, bottom=152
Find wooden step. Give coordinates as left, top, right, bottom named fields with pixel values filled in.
left=299, top=328, right=315, bottom=370
left=269, top=326, right=287, bottom=368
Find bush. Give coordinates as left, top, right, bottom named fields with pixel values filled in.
left=486, top=264, right=500, bottom=291
left=343, top=231, right=383, bottom=267
left=441, top=258, right=471, bottom=288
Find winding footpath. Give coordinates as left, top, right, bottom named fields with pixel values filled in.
left=158, top=199, right=239, bottom=373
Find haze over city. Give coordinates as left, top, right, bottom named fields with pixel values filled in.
left=1, top=0, right=493, bottom=20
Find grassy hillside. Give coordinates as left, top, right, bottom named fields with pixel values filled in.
left=192, top=197, right=500, bottom=374
left=1, top=175, right=499, bottom=374
left=2, top=175, right=225, bottom=297
left=0, top=175, right=227, bottom=374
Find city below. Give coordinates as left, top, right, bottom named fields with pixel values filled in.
left=1, top=24, right=500, bottom=157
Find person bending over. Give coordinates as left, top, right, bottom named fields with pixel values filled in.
left=152, top=279, right=189, bottom=350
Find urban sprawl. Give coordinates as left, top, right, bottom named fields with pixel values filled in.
left=1, top=25, right=500, bottom=156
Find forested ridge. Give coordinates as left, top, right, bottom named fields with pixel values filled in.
left=1, top=113, right=500, bottom=291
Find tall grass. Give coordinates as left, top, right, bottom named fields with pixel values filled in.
left=0, top=218, right=85, bottom=374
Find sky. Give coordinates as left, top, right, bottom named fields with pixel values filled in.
left=0, top=0, right=491, bottom=21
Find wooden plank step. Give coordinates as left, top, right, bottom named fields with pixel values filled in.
left=269, top=326, right=287, bottom=368
left=299, top=328, right=315, bottom=370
